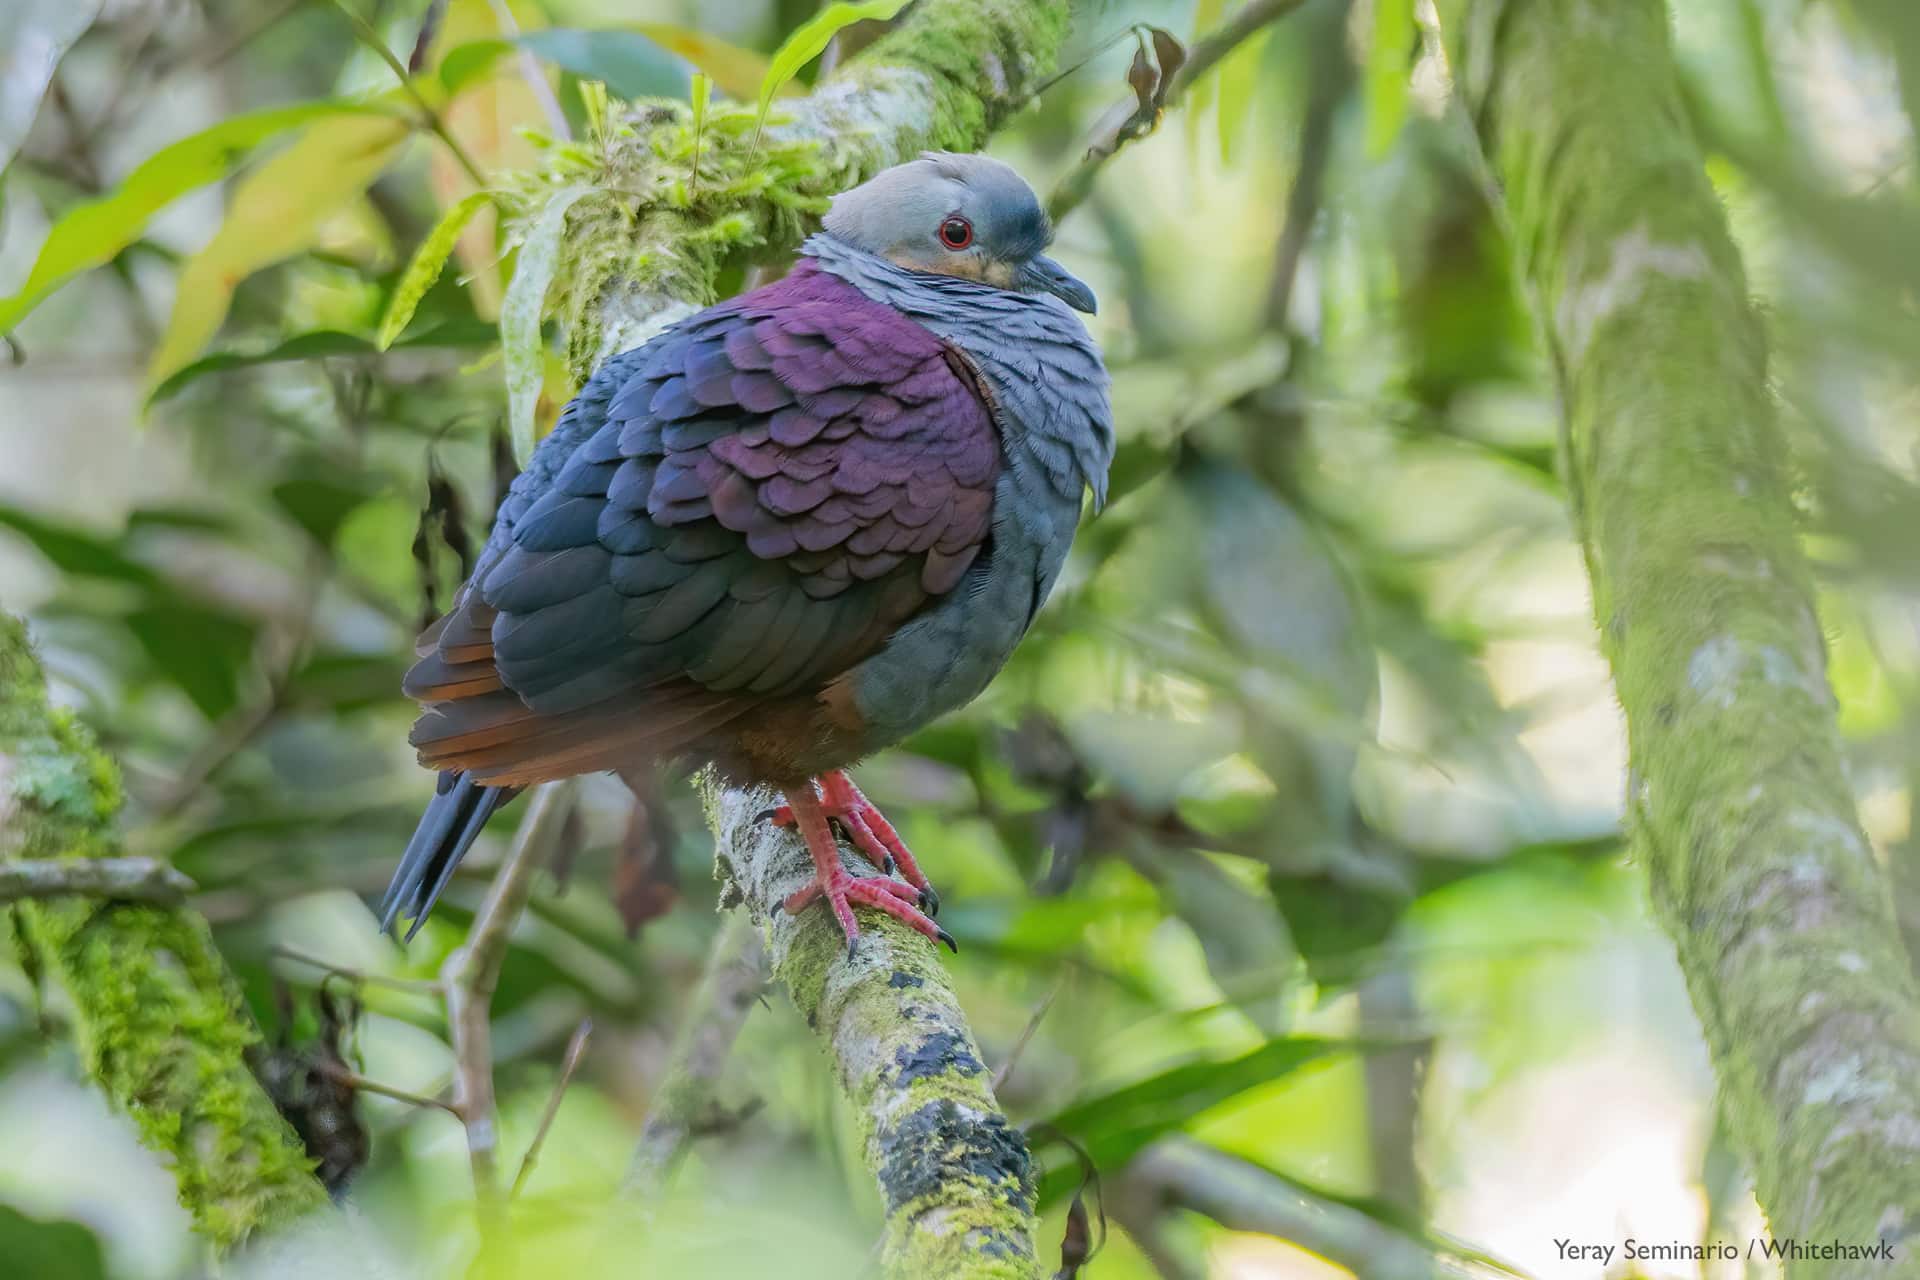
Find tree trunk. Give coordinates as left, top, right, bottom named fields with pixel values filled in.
left=1449, top=0, right=1920, bottom=1265
left=0, top=613, right=328, bottom=1249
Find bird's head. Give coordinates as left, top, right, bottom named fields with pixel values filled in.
left=821, top=152, right=1097, bottom=314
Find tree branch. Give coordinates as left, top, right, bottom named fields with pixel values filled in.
left=0, top=856, right=194, bottom=904
left=440, top=779, right=574, bottom=1207
left=625, top=913, right=767, bottom=1197
left=1116, top=1138, right=1497, bottom=1280
left=1453, top=0, right=1920, bottom=1262
left=1047, top=0, right=1314, bottom=223
left=705, top=779, right=1040, bottom=1278
left=0, top=613, right=328, bottom=1250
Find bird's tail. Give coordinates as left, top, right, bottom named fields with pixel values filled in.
left=381, top=770, right=520, bottom=939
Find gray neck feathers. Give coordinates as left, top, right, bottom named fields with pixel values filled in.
left=802, top=234, right=1114, bottom=508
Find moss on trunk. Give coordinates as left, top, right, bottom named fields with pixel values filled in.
left=0, top=613, right=328, bottom=1250
left=1452, top=0, right=1920, bottom=1263
left=706, top=779, right=1041, bottom=1280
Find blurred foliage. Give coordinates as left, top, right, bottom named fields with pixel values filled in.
left=0, top=0, right=1917, bottom=1278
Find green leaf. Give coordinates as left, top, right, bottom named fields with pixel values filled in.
left=1215, top=26, right=1273, bottom=163
left=379, top=191, right=494, bottom=348
left=0, top=99, right=393, bottom=333
left=124, top=601, right=258, bottom=720
left=0, top=506, right=157, bottom=585
left=147, top=319, right=497, bottom=403
left=0, top=1205, right=108, bottom=1280
left=756, top=0, right=911, bottom=125
left=1365, top=0, right=1416, bottom=156
left=145, top=112, right=414, bottom=394
left=517, top=29, right=691, bottom=101
left=1, top=0, right=104, bottom=175
left=438, top=38, right=513, bottom=96
left=1042, top=1037, right=1355, bottom=1186
left=272, top=469, right=385, bottom=547
left=501, top=184, right=594, bottom=463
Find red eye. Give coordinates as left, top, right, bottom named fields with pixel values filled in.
left=939, top=216, right=973, bottom=250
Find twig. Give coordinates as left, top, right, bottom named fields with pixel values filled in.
left=511, top=1017, right=593, bottom=1198
left=624, top=914, right=768, bottom=1196
left=1119, top=1137, right=1513, bottom=1280
left=484, top=0, right=571, bottom=140
left=271, top=943, right=444, bottom=994
left=314, top=1060, right=463, bottom=1116
left=323, top=0, right=488, bottom=186
left=1048, top=0, right=1314, bottom=222
left=441, top=780, right=573, bottom=1206
left=0, top=857, right=194, bottom=905
left=991, top=974, right=1064, bottom=1095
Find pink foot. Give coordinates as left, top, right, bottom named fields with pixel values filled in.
left=775, top=783, right=953, bottom=958
left=765, top=770, right=941, bottom=917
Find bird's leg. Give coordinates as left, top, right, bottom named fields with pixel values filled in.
left=818, top=771, right=939, bottom=915
left=762, top=771, right=941, bottom=916
left=777, top=784, right=954, bottom=958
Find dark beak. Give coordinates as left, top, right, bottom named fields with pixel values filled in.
left=1021, top=255, right=1097, bottom=314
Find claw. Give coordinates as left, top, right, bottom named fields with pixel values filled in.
left=919, top=884, right=941, bottom=918
left=935, top=928, right=958, bottom=954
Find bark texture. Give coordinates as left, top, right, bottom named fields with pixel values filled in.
left=0, top=612, right=328, bottom=1249
left=706, top=779, right=1039, bottom=1279
left=1452, top=0, right=1920, bottom=1264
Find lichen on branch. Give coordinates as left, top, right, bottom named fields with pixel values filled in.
left=705, top=778, right=1042, bottom=1280
left=0, top=613, right=328, bottom=1250
left=1451, top=0, right=1920, bottom=1262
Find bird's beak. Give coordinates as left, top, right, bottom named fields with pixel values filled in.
left=1020, top=255, right=1097, bottom=314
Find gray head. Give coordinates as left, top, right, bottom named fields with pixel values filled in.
left=821, top=152, right=1096, bottom=314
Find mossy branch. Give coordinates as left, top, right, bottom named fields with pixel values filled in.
left=1455, top=0, right=1920, bottom=1264
left=705, top=779, right=1041, bottom=1279
left=489, top=0, right=1073, bottom=383
left=0, top=612, right=328, bottom=1250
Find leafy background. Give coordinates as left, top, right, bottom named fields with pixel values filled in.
left=1, top=0, right=1917, bottom=1277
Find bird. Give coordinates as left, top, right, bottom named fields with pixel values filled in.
left=381, top=152, right=1114, bottom=955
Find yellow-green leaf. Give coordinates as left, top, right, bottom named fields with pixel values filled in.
left=756, top=0, right=911, bottom=124
left=501, top=184, right=593, bottom=463
left=629, top=22, right=786, bottom=100
left=0, top=99, right=392, bottom=333
left=1183, top=0, right=1229, bottom=152
left=377, top=190, right=493, bottom=349
left=145, top=113, right=412, bottom=396
left=1365, top=0, right=1416, bottom=157
left=1216, top=26, right=1272, bottom=163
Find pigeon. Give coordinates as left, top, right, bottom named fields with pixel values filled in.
left=383, top=152, right=1114, bottom=954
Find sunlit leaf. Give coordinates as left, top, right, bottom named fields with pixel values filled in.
left=0, top=99, right=394, bottom=333
left=501, top=184, right=594, bottom=462
left=756, top=0, right=912, bottom=127
left=1184, top=0, right=1230, bottom=152
left=438, top=38, right=512, bottom=96
left=518, top=29, right=691, bottom=101
left=1365, top=0, right=1416, bottom=156
left=379, top=190, right=494, bottom=348
left=630, top=22, right=786, bottom=99
left=1041, top=1037, right=1357, bottom=1192
left=1215, top=26, right=1272, bottom=163
left=424, top=0, right=551, bottom=322
left=0, top=0, right=103, bottom=175
left=145, top=113, right=413, bottom=396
